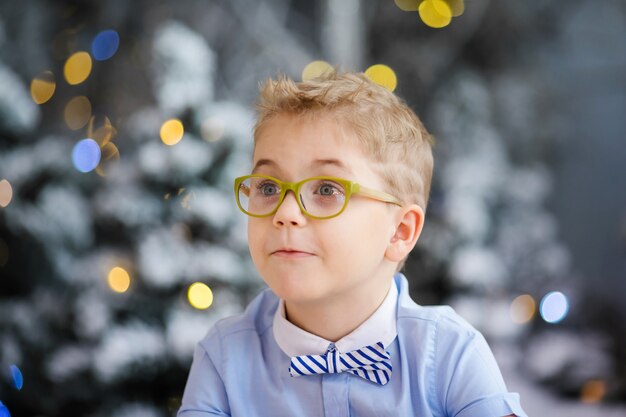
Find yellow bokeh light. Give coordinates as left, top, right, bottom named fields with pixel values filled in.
left=107, top=266, right=131, bottom=293
left=64, top=96, right=92, bottom=130
left=364, top=64, right=398, bottom=92
left=0, top=179, right=13, bottom=208
left=93, top=121, right=117, bottom=145
left=394, top=0, right=421, bottom=12
left=443, top=0, right=465, bottom=17
left=188, top=282, right=213, bottom=310
left=419, top=0, right=452, bottom=29
left=510, top=294, right=536, bottom=324
left=581, top=379, right=606, bottom=404
left=30, top=70, right=56, bottom=104
left=87, top=115, right=116, bottom=146
left=302, top=60, right=335, bottom=81
left=95, top=142, right=121, bottom=177
left=64, top=51, right=93, bottom=85
left=160, top=119, right=185, bottom=146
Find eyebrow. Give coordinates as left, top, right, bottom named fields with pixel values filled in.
left=251, top=158, right=353, bottom=175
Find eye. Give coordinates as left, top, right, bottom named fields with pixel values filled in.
left=257, top=181, right=280, bottom=196
left=316, top=182, right=343, bottom=196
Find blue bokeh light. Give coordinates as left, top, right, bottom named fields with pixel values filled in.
left=9, top=365, right=23, bottom=390
left=540, top=291, right=569, bottom=323
left=91, top=29, right=120, bottom=61
left=72, top=139, right=101, bottom=173
left=0, top=401, right=10, bottom=417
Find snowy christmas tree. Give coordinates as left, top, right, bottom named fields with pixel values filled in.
left=0, top=18, right=261, bottom=417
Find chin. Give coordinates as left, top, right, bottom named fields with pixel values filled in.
left=263, top=270, right=325, bottom=302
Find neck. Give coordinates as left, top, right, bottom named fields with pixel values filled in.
left=284, top=274, right=394, bottom=342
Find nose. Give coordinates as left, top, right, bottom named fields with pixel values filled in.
left=272, top=190, right=307, bottom=227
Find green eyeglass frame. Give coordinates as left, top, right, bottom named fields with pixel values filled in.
left=234, top=174, right=403, bottom=220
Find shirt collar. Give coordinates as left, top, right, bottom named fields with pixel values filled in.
left=272, top=276, right=398, bottom=357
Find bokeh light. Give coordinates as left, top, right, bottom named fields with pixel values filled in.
left=107, top=266, right=131, bottom=293
left=0, top=179, right=13, bottom=208
left=364, top=64, right=397, bottom=92
left=95, top=142, right=121, bottom=177
left=200, top=117, right=225, bottom=142
left=0, top=401, right=10, bottom=417
left=30, top=70, right=56, bottom=104
left=540, top=291, right=569, bottom=323
left=302, top=60, right=334, bottom=81
left=91, top=29, right=120, bottom=61
left=510, top=294, right=536, bottom=324
left=64, top=96, right=92, bottom=130
left=444, top=0, right=465, bottom=17
left=188, top=282, right=213, bottom=310
left=0, top=239, right=8, bottom=267
left=72, top=138, right=101, bottom=173
left=395, top=0, right=464, bottom=22
left=10, top=365, right=23, bottom=390
left=88, top=115, right=116, bottom=146
left=419, top=0, right=452, bottom=29
left=394, top=0, right=420, bottom=12
left=581, top=379, right=606, bottom=404
left=160, top=119, right=184, bottom=146
left=64, top=51, right=93, bottom=85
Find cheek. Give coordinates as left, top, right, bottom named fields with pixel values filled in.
left=247, top=220, right=264, bottom=258
left=317, top=223, right=355, bottom=261
left=337, top=208, right=392, bottom=255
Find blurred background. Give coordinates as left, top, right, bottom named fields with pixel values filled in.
left=0, top=0, right=625, bottom=416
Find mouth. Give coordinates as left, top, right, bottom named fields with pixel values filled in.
left=271, top=249, right=316, bottom=258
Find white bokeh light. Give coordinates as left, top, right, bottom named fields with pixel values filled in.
left=540, top=291, right=569, bottom=323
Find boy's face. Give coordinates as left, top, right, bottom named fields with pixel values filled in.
left=248, top=113, right=399, bottom=308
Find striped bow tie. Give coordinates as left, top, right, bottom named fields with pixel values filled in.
left=288, top=341, right=392, bottom=385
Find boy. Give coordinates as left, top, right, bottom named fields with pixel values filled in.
left=177, top=70, right=528, bottom=417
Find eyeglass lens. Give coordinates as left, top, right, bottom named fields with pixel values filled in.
left=238, top=177, right=347, bottom=217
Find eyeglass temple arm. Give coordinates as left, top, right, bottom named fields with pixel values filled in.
left=239, top=183, right=250, bottom=197
left=357, top=185, right=403, bottom=206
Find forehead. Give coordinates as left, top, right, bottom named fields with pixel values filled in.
left=252, top=113, right=369, bottom=175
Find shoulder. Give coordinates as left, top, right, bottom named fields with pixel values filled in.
left=198, top=287, right=278, bottom=353
left=394, top=276, right=526, bottom=416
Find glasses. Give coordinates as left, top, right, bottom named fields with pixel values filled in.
left=234, top=174, right=403, bottom=220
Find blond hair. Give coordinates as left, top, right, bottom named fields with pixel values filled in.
left=252, top=69, right=434, bottom=271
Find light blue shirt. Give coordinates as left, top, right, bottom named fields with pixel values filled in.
left=178, top=273, right=528, bottom=417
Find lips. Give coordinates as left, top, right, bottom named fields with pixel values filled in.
left=271, top=248, right=315, bottom=257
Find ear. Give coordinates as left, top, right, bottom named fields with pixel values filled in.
left=384, top=204, right=425, bottom=262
